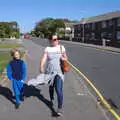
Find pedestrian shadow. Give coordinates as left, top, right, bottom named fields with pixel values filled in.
left=0, top=85, right=15, bottom=105
left=24, top=84, right=59, bottom=117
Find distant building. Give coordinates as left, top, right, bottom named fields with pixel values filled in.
left=64, top=22, right=78, bottom=41
left=73, top=11, right=120, bottom=47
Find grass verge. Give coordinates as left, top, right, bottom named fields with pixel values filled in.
left=0, top=52, right=10, bottom=74
left=0, top=51, right=24, bottom=74
left=0, top=43, right=22, bottom=48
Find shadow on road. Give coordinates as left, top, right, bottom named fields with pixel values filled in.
left=0, top=85, right=15, bottom=105
left=24, top=84, right=59, bottom=117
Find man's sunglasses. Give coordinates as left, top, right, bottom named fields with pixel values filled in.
left=52, top=39, right=58, bottom=41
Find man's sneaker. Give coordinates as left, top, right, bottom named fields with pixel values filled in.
left=15, top=103, right=20, bottom=109
left=57, top=108, right=63, bottom=116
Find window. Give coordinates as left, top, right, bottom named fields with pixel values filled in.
left=85, top=24, right=90, bottom=29
left=101, top=32, right=107, bottom=38
left=77, top=33, right=80, bottom=37
left=84, top=24, right=87, bottom=29
left=117, top=18, right=120, bottom=26
left=91, top=33, right=95, bottom=40
left=85, top=33, right=90, bottom=40
left=91, top=23, right=95, bottom=30
left=107, top=33, right=112, bottom=39
left=101, top=32, right=112, bottom=39
left=108, top=20, right=113, bottom=26
left=78, top=24, right=81, bottom=30
left=102, top=21, right=107, bottom=28
left=116, top=31, right=120, bottom=40
left=74, top=25, right=78, bottom=30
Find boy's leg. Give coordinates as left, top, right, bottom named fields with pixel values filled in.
left=12, top=80, right=22, bottom=109
left=18, top=81, right=24, bottom=101
left=15, top=94, right=20, bottom=109
left=15, top=94, right=20, bottom=104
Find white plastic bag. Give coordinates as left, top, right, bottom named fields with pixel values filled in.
left=27, top=78, right=38, bottom=86
left=27, top=73, right=54, bottom=86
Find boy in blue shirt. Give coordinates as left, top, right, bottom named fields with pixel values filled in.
left=7, top=48, right=26, bottom=109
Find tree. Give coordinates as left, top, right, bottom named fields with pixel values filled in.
left=33, top=18, right=65, bottom=38
left=10, top=22, right=20, bottom=38
left=0, top=23, right=6, bottom=38
left=0, top=21, right=20, bottom=38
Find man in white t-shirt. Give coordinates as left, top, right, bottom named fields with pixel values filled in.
left=40, top=35, right=68, bottom=116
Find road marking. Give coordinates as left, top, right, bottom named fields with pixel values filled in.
left=24, top=50, right=33, bottom=60
left=68, top=60, right=120, bottom=120
left=76, top=93, right=85, bottom=96
left=95, top=48, right=120, bottom=54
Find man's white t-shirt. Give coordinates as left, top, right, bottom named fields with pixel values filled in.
left=44, top=45, right=65, bottom=55
left=44, top=44, right=66, bottom=75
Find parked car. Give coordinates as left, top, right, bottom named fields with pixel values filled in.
left=24, top=34, right=29, bottom=39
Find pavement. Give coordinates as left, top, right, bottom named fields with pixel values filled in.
left=0, top=39, right=117, bottom=120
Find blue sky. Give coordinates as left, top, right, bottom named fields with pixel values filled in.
left=0, top=0, right=120, bottom=33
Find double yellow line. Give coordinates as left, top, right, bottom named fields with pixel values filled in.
left=68, top=61, right=120, bottom=120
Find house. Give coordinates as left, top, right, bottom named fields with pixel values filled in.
left=73, top=11, right=120, bottom=47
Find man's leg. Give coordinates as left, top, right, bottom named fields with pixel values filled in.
left=54, top=75, right=63, bottom=109
left=20, top=87, right=24, bottom=101
left=49, top=85, right=54, bottom=102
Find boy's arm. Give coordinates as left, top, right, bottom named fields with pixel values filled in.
left=7, top=63, right=13, bottom=81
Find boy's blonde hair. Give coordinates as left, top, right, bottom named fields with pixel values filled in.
left=10, top=48, right=21, bottom=57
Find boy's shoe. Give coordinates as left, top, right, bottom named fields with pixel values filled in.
left=15, top=103, right=20, bottom=109
left=57, top=108, right=63, bottom=116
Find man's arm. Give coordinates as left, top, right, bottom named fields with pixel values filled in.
left=40, top=53, right=47, bottom=73
left=61, top=45, right=68, bottom=60
left=61, top=52, right=68, bottom=61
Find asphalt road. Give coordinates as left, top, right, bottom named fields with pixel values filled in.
left=30, top=37, right=120, bottom=114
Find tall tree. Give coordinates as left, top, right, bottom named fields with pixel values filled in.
left=33, top=18, right=65, bottom=38
left=0, top=21, right=20, bottom=38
